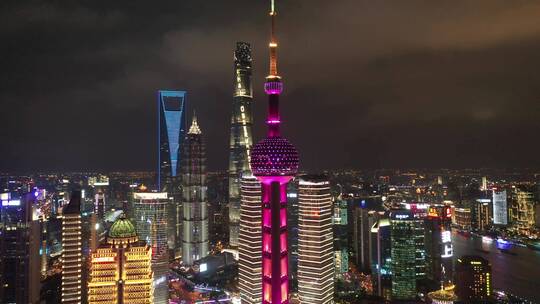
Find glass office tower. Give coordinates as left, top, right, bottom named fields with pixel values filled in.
left=228, top=42, right=254, bottom=247
left=297, top=176, right=334, bottom=304
left=0, top=192, right=41, bottom=303
left=158, top=90, right=186, bottom=190
left=238, top=175, right=262, bottom=304
left=133, top=192, right=169, bottom=304
left=390, top=210, right=417, bottom=301
left=158, top=90, right=186, bottom=254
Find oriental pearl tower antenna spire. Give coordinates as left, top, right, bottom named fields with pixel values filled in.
left=250, top=0, right=299, bottom=303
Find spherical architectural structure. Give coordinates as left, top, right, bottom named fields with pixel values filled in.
left=250, top=136, right=299, bottom=177
left=108, top=215, right=138, bottom=245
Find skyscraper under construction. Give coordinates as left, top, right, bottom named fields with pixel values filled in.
left=228, top=42, right=254, bottom=247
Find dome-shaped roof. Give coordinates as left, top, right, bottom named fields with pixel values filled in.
left=250, top=136, right=299, bottom=176
left=109, top=216, right=137, bottom=239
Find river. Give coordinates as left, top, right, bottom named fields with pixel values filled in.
left=452, top=232, right=540, bottom=302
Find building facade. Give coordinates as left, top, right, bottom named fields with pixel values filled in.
left=88, top=216, right=153, bottom=303
left=492, top=189, right=508, bottom=226
left=0, top=192, right=41, bottom=304
left=132, top=192, right=169, bottom=304
left=228, top=42, right=254, bottom=248
left=390, top=210, right=417, bottom=301
left=158, top=90, right=186, bottom=255
left=181, top=116, right=209, bottom=265
left=510, top=188, right=536, bottom=235
left=61, top=191, right=83, bottom=304
left=238, top=175, right=262, bottom=304
left=370, top=217, right=391, bottom=299
left=297, top=176, right=334, bottom=304
left=425, top=205, right=453, bottom=288
left=455, top=255, right=492, bottom=302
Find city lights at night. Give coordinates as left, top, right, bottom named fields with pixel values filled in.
left=1, top=1, right=540, bottom=303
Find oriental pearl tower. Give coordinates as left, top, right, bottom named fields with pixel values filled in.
left=249, top=1, right=299, bottom=303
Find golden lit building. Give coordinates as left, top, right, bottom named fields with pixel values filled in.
left=510, top=188, right=536, bottom=236
left=62, top=191, right=83, bottom=304
left=88, top=215, right=153, bottom=304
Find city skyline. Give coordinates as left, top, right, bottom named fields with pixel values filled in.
left=2, top=1, right=540, bottom=303
left=2, top=0, right=540, bottom=172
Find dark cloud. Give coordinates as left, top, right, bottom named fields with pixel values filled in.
left=1, top=0, right=540, bottom=172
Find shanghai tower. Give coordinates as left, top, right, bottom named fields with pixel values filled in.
left=250, top=1, right=299, bottom=303
left=228, top=42, right=254, bottom=247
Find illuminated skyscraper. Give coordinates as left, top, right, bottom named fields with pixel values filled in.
left=297, top=176, right=334, bottom=304
left=61, top=191, right=83, bottom=304
left=249, top=0, right=299, bottom=302
left=181, top=115, right=209, bottom=265
left=492, top=189, right=508, bottom=226
left=158, top=90, right=186, bottom=191
left=88, top=216, right=153, bottom=304
left=511, top=188, right=536, bottom=235
left=0, top=193, right=40, bottom=303
left=158, top=90, right=185, bottom=254
left=229, top=42, right=254, bottom=247
left=238, top=175, right=262, bottom=304
left=133, top=192, right=169, bottom=304
left=455, top=256, right=492, bottom=302
left=370, top=217, right=392, bottom=299
left=425, top=205, right=454, bottom=289
left=390, top=210, right=417, bottom=301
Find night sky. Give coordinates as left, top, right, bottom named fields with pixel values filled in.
left=2, top=0, right=540, bottom=172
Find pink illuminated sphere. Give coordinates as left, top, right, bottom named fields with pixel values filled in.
left=250, top=137, right=299, bottom=177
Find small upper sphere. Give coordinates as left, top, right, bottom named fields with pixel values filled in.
left=250, top=136, right=299, bottom=176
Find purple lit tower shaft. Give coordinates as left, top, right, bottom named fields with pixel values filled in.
left=250, top=1, right=299, bottom=303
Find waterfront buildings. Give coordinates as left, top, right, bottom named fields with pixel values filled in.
left=510, top=187, right=535, bottom=235
left=474, top=198, right=492, bottom=232
left=88, top=216, right=153, bottom=303
left=390, top=210, right=417, bottom=301
left=425, top=205, right=453, bottom=288
left=228, top=42, right=254, bottom=248
left=249, top=0, right=299, bottom=302
left=297, top=176, right=334, bottom=304
left=453, top=207, right=472, bottom=230
left=181, top=115, right=209, bottom=265
left=492, top=189, right=508, bottom=226
left=61, top=191, right=83, bottom=304
left=238, top=175, right=262, bottom=304
left=132, top=192, right=169, bottom=304
left=0, top=192, right=41, bottom=304
left=455, top=256, right=492, bottom=302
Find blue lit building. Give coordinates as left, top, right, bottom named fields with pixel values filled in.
left=158, top=90, right=186, bottom=191
left=158, top=90, right=186, bottom=253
